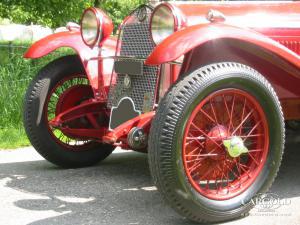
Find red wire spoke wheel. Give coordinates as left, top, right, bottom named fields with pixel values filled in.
left=45, top=75, right=96, bottom=150
left=24, top=56, right=114, bottom=168
left=148, top=63, right=284, bottom=223
left=182, top=89, right=269, bottom=200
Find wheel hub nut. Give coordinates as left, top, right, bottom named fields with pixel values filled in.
left=206, top=125, right=228, bottom=160
left=127, top=127, right=147, bottom=150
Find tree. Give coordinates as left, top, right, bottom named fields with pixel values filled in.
left=0, top=0, right=146, bottom=30
left=0, top=0, right=95, bottom=28
left=95, top=0, right=147, bottom=31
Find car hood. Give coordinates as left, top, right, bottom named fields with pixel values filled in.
left=167, top=1, right=300, bottom=30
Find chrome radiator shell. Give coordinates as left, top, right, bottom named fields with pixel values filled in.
left=107, top=6, right=159, bottom=113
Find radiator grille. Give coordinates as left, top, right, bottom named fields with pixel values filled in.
left=107, top=6, right=159, bottom=112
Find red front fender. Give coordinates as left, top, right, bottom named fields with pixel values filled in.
left=24, top=31, right=117, bottom=94
left=145, top=23, right=300, bottom=68
left=24, top=31, right=92, bottom=60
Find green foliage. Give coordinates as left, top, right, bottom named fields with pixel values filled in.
left=0, top=0, right=146, bottom=30
left=0, top=0, right=147, bottom=149
left=0, top=44, right=73, bottom=148
left=0, top=44, right=73, bottom=127
left=0, top=127, right=29, bottom=149
left=0, top=0, right=93, bottom=28
left=96, top=0, right=147, bottom=31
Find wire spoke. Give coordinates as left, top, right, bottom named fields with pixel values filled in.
left=186, top=153, right=219, bottom=158
left=191, top=122, right=223, bottom=149
left=209, top=98, right=219, bottom=125
left=199, top=164, right=217, bottom=180
left=223, top=94, right=231, bottom=123
left=239, top=97, right=247, bottom=135
left=228, top=94, right=236, bottom=133
left=243, top=121, right=262, bottom=142
left=185, top=146, right=203, bottom=158
left=231, top=109, right=254, bottom=136
left=247, top=153, right=260, bottom=166
left=183, top=89, right=268, bottom=199
left=188, top=159, right=205, bottom=174
left=185, top=134, right=205, bottom=148
left=239, top=163, right=252, bottom=178
left=248, top=148, right=263, bottom=152
left=232, top=157, right=246, bottom=187
left=46, top=76, right=92, bottom=148
left=200, top=108, right=217, bottom=124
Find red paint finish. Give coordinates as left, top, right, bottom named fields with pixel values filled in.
left=45, top=75, right=107, bottom=150
left=49, top=101, right=107, bottom=128
left=146, top=2, right=300, bottom=120
left=145, top=23, right=300, bottom=67
left=23, top=1, right=300, bottom=145
left=24, top=31, right=117, bottom=96
left=59, top=127, right=107, bottom=140
left=281, top=99, right=300, bottom=120
left=183, top=89, right=269, bottom=200
left=278, top=40, right=300, bottom=55
left=103, top=111, right=155, bottom=145
left=24, top=31, right=91, bottom=59
left=144, top=2, right=300, bottom=121
left=254, top=28, right=300, bottom=54
left=145, top=21, right=300, bottom=120
left=183, top=40, right=299, bottom=92
left=55, top=85, right=93, bottom=116
left=170, top=0, right=300, bottom=56
left=48, top=99, right=110, bottom=140
left=169, top=1, right=300, bottom=27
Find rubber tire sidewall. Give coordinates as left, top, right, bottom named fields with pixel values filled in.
left=149, top=63, right=284, bottom=222
left=24, top=55, right=114, bottom=168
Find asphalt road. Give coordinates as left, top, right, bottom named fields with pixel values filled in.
left=0, top=135, right=299, bottom=225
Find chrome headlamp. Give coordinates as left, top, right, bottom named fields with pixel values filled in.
left=81, top=8, right=102, bottom=47
left=150, top=5, right=177, bottom=45
left=80, top=7, right=113, bottom=48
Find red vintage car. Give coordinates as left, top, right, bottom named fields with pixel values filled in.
left=23, top=1, right=299, bottom=222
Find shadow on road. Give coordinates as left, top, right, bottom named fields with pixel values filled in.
left=0, top=136, right=299, bottom=225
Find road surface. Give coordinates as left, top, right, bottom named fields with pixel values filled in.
left=0, top=136, right=299, bottom=225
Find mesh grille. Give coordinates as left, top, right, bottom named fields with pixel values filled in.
left=107, top=6, right=159, bottom=112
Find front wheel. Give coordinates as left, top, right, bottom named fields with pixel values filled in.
left=24, top=55, right=114, bottom=168
left=148, top=62, right=284, bottom=223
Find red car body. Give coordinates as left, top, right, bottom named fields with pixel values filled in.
left=26, top=1, right=300, bottom=130
left=23, top=1, right=298, bottom=222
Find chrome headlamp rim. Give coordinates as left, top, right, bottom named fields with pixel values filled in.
left=150, top=3, right=178, bottom=45
left=80, top=7, right=103, bottom=48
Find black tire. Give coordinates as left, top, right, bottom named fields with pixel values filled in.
left=24, top=55, right=114, bottom=168
left=148, top=62, right=284, bottom=223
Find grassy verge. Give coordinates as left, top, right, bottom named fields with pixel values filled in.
left=0, top=43, right=74, bottom=149
left=0, top=127, right=30, bottom=149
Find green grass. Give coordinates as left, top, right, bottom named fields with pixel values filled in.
left=0, top=43, right=74, bottom=149
left=0, top=127, right=30, bottom=149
